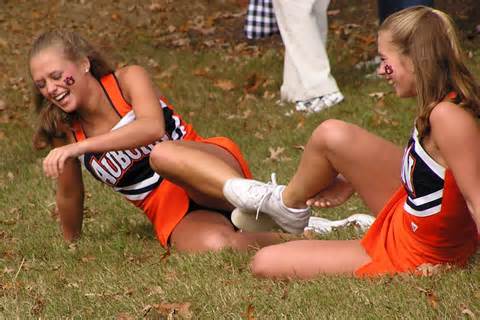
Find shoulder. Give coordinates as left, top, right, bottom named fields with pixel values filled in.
left=114, top=65, right=150, bottom=84
left=429, top=101, right=479, bottom=144
left=429, top=101, right=475, bottom=127
left=113, top=65, right=155, bottom=99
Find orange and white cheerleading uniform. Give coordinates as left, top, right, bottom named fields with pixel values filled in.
left=356, top=126, right=478, bottom=276
left=71, top=73, right=252, bottom=247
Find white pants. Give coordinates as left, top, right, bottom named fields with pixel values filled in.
left=272, top=0, right=339, bottom=102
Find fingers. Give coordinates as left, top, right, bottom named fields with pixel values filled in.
left=43, top=148, right=68, bottom=178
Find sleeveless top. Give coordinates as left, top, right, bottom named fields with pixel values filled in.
left=71, top=73, right=194, bottom=202
left=400, top=126, right=476, bottom=246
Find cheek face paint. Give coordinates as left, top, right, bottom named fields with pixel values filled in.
left=64, top=76, right=75, bottom=86
left=384, top=64, right=393, bottom=75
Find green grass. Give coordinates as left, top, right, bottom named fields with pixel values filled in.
left=1, top=0, right=480, bottom=318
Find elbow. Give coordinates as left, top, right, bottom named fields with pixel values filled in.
left=147, top=119, right=166, bottom=141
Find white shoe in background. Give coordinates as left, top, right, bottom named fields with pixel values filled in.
left=295, top=91, right=344, bottom=113
left=305, top=213, right=375, bottom=234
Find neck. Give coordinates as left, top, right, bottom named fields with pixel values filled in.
left=76, top=75, right=110, bottom=124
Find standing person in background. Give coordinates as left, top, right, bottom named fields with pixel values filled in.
left=244, top=0, right=344, bottom=113
left=378, top=0, right=434, bottom=23
left=273, top=0, right=344, bottom=113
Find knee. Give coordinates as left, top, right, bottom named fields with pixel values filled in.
left=149, top=142, right=180, bottom=174
left=196, top=231, right=233, bottom=252
left=250, top=247, right=279, bottom=278
left=310, top=119, right=355, bottom=153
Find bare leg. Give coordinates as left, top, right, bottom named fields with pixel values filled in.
left=150, top=140, right=244, bottom=210
left=283, top=119, right=403, bottom=215
left=170, top=210, right=292, bottom=253
left=250, top=239, right=371, bottom=279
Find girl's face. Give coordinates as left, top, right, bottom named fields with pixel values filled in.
left=377, top=31, right=417, bottom=98
left=30, top=46, right=89, bottom=113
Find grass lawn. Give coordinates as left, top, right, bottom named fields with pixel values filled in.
left=1, top=0, right=480, bottom=318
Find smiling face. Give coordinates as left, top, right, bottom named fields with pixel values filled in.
left=30, top=45, right=89, bottom=113
left=377, top=31, right=417, bottom=98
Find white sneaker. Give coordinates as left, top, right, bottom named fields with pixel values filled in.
left=223, top=174, right=310, bottom=234
left=295, top=100, right=309, bottom=112
left=310, top=92, right=344, bottom=112
left=231, top=208, right=279, bottom=232
left=305, top=213, right=375, bottom=234
left=295, top=92, right=344, bottom=113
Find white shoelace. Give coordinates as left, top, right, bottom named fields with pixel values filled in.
left=255, top=173, right=277, bottom=220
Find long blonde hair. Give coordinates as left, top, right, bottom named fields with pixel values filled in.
left=379, top=6, right=480, bottom=139
left=29, top=30, right=113, bottom=148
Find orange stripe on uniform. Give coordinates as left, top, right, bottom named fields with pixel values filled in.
left=71, top=120, right=86, bottom=142
left=100, top=74, right=132, bottom=116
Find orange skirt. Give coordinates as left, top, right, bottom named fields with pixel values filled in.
left=356, top=186, right=477, bottom=277
left=135, top=134, right=252, bottom=247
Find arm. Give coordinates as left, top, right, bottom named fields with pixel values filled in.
left=52, top=135, right=85, bottom=242
left=44, top=65, right=167, bottom=178
left=75, top=65, right=167, bottom=152
left=430, top=102, right=480, bottom=231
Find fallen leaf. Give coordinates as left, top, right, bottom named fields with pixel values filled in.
left=81, top=256, right=96, bottom=263
left=263, top=147, right=290, bottom=162
left=242, top=304, right=255, bottom=320
left=116, top=313, right=135, bottom=320
left=147, top=58, right=159, bottom=68
left=147, top=286, right=164, bottom=297
left=416, top=263, right=451, bottom=276
left=0, top=37, right=8, bottom=49
left=460, top=304, right=476, bottom=319
left=149, top=2, right=164, bottom=12
left=156, top=65, right=178, bottom=80
left=327, top=9, right=340, bottom=16
left=7, top=172, right=14, bottom=180
left=293, top=145, right=305, bottom=151
left=263, top=90, right=276, bottom=100
left=3, top=266, right=14, bottom=274
left=244, top=73, right=265, bottom=94
left=31, top=296, right=45, bottom=316
left=254, top=132, right=264, bottom=140
left=416, top=287, right=439, bottom=309
left=0, top=99, right=6, bottom=110
left=171, top=37, right=190, bottom=47
left=213, top=79, right=235, bottom=91
left=153, top=302, right=192, bottom=319
left=192, top=67, right=211, bottom=77
left=368, top=92, right=386, bottom=100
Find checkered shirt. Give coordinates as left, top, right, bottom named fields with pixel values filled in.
left=244, top=0, right=279, bottom=39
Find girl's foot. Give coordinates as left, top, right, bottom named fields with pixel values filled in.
left=306, top=176, right=354, bottom=208
left=223, top=176, right=310, bottom=234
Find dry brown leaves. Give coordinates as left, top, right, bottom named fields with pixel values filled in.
left=416, top=286, right=439, bottom=309
left=241, top=304, right=255, bottom=320
left=416, top=263, right=452, bottom=276
left=263, top=146, right=291, bottom=162
left=460, top=303, right=476, bottom=319
left=143, top=302, right=192, bottom=319
left=213, top=79, right=236, bottom=91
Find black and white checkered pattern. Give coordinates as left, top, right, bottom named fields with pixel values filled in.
left=244, top=0, right=279, bottom=39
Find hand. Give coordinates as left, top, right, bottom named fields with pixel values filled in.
left=43, top=143, right=83, bottom=178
